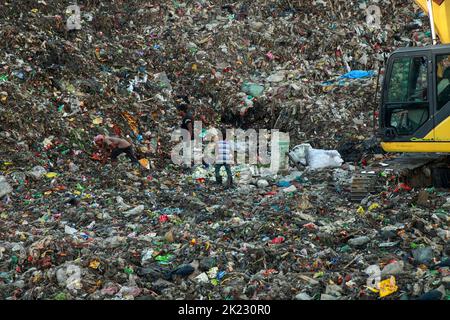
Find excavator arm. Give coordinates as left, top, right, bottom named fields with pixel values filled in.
left=415, top=0, right=450, bottom=43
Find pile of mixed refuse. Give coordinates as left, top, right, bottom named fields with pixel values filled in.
left=1, top=0, right=449, bottom=300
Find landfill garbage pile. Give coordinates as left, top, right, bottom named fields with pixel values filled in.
left=1, top=1, right=449, bottom=301
left=0, top=0, right=433, bottom=157
left=1, top=161, right=449, bottom=300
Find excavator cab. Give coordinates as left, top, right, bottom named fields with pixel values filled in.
left=380, top=45, right=450, bottom=152
left=351, top=1, right=450, bottom=199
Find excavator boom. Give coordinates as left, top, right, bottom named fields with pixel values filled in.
left=415, top=0, right=450, bottom=43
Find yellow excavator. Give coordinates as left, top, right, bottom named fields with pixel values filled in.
left=351, top=0, right=450, bottom=200
left=380, top=0, right=450, bottom=152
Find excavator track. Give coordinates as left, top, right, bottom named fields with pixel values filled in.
left=350, top=154, right=450, bottom=202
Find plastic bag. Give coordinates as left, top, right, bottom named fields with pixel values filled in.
left=288, top=144, right=311, bottom=167
left=365, top=265, right=381, bottom=291
left=0, top=176, right=12, bottom=198
left=339, top=70, right=375, bottom=79
left=241, top=82, right=264, bottom=97
left=307, top=148, right=344, bottom=170
left=379, top=276, right=398, bottom=298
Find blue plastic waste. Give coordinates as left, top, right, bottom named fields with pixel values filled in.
left=277, top=181, right=291, bottom=187
left=217, top=271, right=226, bottom=280
left=339, top=70, right=375, bottom=79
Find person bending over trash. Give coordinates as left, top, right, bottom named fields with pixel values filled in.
left=94, top=134, right=139, bottom=165
left=214, top=128, right=234, bottom=188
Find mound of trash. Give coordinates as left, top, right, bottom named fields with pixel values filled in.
left=2, top=1, right=449, bottom=301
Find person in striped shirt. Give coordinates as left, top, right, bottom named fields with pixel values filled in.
left=215, top=128, right=233, bottom=188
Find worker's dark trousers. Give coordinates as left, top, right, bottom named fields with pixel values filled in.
left=215, top=164, right=233, bottom=186
left=111, top=146, right=139, bottom=164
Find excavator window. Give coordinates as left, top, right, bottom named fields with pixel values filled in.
left=387, top=56, right=428, bottom=102
left=436, top=54, right=450, bottom=110
left=385, top=56, right=429, bottom=136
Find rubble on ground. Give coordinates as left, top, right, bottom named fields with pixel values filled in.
left=1, top=1, right=449, bottom=300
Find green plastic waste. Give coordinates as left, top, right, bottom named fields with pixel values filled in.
left=155, top=254, right=173, bottom=264
left=54, top=292, right=67, bottom=300
left=124, top=266, right=134, bottom=274
left=434, top=209, right=448, bottom=218
left=0, top=273, right=12, bottom=285
left=199, top=128, right=208, bottom=138
left=241, top=82, right=264, bottom=97
left=313, top=271, right=324, bottom=278
left=211, top=279, right=219, bottom=286
left=429, top=270, right=439, bottom=276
